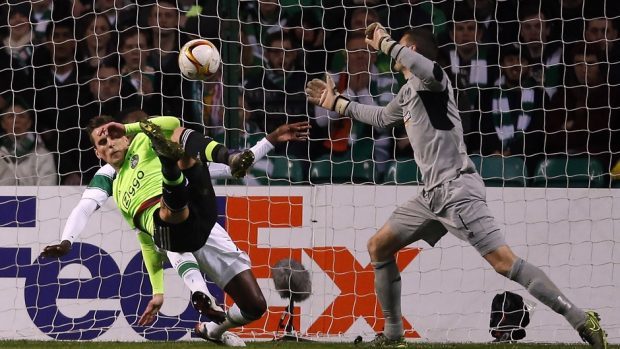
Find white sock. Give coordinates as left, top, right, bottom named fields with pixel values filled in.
left=167, top=251, right=209, bottom=295
left=208, top=303, right=250, bottom=338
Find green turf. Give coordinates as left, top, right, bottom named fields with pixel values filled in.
left=0, top=341, right=616, bottom=349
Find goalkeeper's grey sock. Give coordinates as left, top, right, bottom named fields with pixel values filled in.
left=509, top=257, right=587, bottom=330
left=373, top=258, right=403, bottom=340
left=208, top=303, right=256, bottom=338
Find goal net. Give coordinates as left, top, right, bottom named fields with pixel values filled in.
left=0, top=0, right=618, bottom=344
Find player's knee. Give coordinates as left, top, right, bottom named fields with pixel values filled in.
left=177, top=154, right=197, bottom=170
left=367, top=235, right=390, bottom=261
left=484, top=246, right=518, bottom=277
left=491, top=259, right=514, bottom=276
left=171, top=127, right=186, bottom=144
left=159, top=205, right=189, bottom=224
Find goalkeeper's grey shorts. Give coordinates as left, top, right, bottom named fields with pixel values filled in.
left=387, top=172, right=505, bottom=256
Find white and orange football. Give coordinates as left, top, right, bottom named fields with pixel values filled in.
left=178, top=39, right=221, bottom=80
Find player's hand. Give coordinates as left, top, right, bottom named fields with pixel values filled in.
left=138, top=294, right=164, bottom=326
left=365, top=22, right=393, bottom=54
left=40, top=240, right=72, bottom=258
left=98, top=122, right=126, bottom=139
left=306, top=74, right=350, bottom=114
left=266, top=122, right=311, bottom=144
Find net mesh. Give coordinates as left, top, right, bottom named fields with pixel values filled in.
left=0, top=0, right=618, bottom=343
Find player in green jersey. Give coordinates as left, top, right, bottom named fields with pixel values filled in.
left=85, top=115, right=309, bottom=346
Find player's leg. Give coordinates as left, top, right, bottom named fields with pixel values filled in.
left=445, top=174, right=606, bottom=349
left=139, top=119, right=253, bottom=177
left=173, top=127, right=254, bottom=177
left=198, top=270, right=266, bottom=339
left=192, top=223, right=266, bottom=346
left=146, top=146, right=218, bottom=254
left=166, top=250, right=226, bottom=323
left=157, top=148, right=190, bottom=224
left=484, top=246, right=607, bottom=348
left=366, top=195, right=445, bottom=344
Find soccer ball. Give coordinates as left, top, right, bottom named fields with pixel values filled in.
left=178, top=39, right=221, bottom=80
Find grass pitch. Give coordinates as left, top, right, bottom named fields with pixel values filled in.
left=0, top=341, right=616, bottom=349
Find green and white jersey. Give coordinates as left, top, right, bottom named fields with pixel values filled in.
left=83, top=164, right=115, bottom=206
left=112, top=133, right=163, bottom=235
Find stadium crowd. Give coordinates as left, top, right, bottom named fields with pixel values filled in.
left=0, top=0, right=618, bottom=185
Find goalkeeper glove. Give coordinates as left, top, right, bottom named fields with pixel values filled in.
left=365, top=22, right=397, bottom=56
left=305, top=74, right=351, bottom=115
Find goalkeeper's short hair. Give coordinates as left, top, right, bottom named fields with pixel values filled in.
left=401, top=28, right=438, bottom=62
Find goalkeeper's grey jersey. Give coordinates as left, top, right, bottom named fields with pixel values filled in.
left=345, top=44, right=475, bottom=190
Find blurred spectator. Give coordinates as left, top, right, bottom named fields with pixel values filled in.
left=244, top=33, right=309, bottom=160
left=557, top=0, right=584, bottom=43
left=70, top=0, right=91, bottom=18
left=145, top=0, right=200, bottom=121
left=584, top=15, right=620, bottom=85
left=118, top=28, right=155, bottom=102
left=241, top=0, right=289, bottom=72
left=31, top=0, right=53, bottom=42
left=0, top=99, right=57, bottom=186
left=288, top=10, right=327, bottom=76
left=385, top=0, right=439, bottom=42
left=31, top=17, right=98, bottom=184
left=202, top=69, right=225, bottom=137
left=519, top=4, right=563, bottom=99
left=146, top=0, right=183, bottom=72
left=315, top=32, right=393, bottom=172
left=464, top=0, right=504, bottom=46
left=331, top=8, right=396, bottom=78
left=545, top=43, right=620, bottom=172
left=3, top=4, right=34, bottom=71
left=0, top=4, right=34, bottom=110
left=441, top=5, right=497, bottom=154
left=114, top=107, right=149, bottom=124
left=181, top=0, right=221, bottom=47
left=485, top=44, right=544, bottom=173
left=238, top=92, right=263, bottom=136
left=76, top=13, right=116, bottom=75
left=92, top=0, right=137, bottom=29
left=82, top=64, right=139, bottom=121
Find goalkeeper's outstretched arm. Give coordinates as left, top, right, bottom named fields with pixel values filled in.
left=365, top=22, right=447, bottom=91
left=306, top=70, right=403, bottom=129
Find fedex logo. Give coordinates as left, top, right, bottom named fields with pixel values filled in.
left=0, top=195, right=420, bottom=340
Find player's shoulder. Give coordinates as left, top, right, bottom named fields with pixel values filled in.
left=85, top=164, right=115, bottom=199
left=93, top=164, right=116, bottom=179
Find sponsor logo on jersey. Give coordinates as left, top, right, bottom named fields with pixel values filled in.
left=404, top=111, right=412, bottom=124
left=130, top=154, right=139, bottom=169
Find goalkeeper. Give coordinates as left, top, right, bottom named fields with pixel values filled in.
left=43, top=115, right=309, bottom=346
left=306, top=24, right=607, bottom=348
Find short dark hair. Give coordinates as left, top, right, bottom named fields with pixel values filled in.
left=451, top=3, right=477, bottom=27
left=499, top=43, right=525, bottom=64
left=46, top=17, right=75, bottom=38
left=115, top=108, right=147, bottom=123
left=265, top=32, right=293, bottom=48
left=402, top=28, right=438, bottom=61
left=518, top=3, right=546, bottom=22
left=86, top=115, right=115, bottom=144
